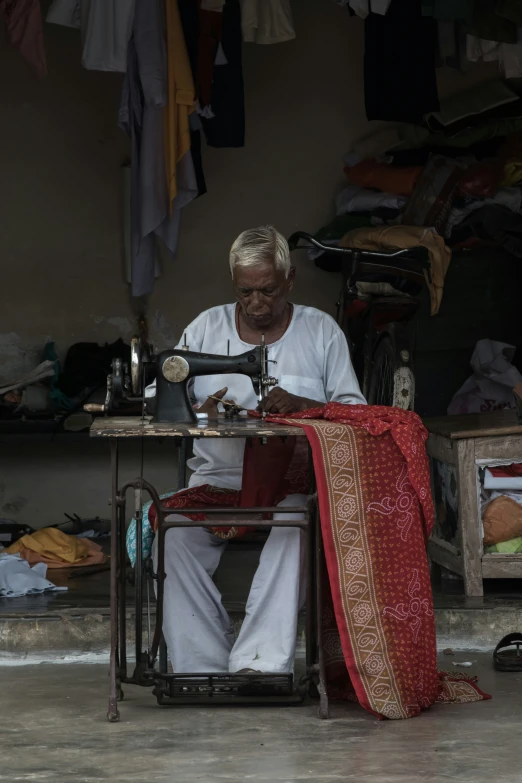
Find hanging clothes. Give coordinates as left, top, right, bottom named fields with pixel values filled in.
left=177, top=0, right=208, bottom=197
left=177, top=0, right=245, bottom=148
left=421, top=0, right=474, bottom=21
left=200, top=0, right=245, bottom=147
left=0, top=0, right=47, bottom=77
left=47, top=0, right=134, bottom=73
left=119, top=0, right=198, bottom=297
left=347, top=0, right=392, bottom=17
left=240, top=0, right=295, bottom=44
left=364, top=0, right=439, bottom=123
left=164, top=0, right=196, bottom=207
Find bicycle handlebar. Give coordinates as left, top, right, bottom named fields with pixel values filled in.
left=288, top=231, right=430, bottom=268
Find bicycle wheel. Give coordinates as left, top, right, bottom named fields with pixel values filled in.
left=367, top=334, right=415, bottom=410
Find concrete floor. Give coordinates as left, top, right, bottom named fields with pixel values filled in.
left=1, top=655, right=520, bottom=783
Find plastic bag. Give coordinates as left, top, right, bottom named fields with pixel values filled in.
left=448, top=339, right=522, bottom=415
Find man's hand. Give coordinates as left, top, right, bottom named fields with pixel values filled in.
left=257, top=386, right=321, bottom=415
left=198, top=387, right=237, bottom=416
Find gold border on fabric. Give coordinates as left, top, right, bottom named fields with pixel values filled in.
left=297, top=419, right=407, bottom=719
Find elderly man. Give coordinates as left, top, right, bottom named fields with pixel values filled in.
left=153, top=225, right=365, bottom=675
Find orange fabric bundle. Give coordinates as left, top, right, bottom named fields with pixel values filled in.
left=483, top=496, right=522, bottom=547
left=6, top=527, right=106, bottom=569
left=344, top=161, right=422, bottom=196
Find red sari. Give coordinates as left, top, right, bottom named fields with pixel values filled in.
left=150, top=403, right=489, bottom=718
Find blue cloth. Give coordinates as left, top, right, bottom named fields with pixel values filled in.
left=126, top=491, right=175, bottom=566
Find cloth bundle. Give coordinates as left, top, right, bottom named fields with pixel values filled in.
left=6, top=527, right=105, bottom=569
left=0, top=554, right=67, bottom=598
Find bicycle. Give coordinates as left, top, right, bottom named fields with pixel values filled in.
left=288, top=232, right=431, bottom=410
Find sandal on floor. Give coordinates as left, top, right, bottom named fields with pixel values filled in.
left=493, top=633, right=522, bottom=671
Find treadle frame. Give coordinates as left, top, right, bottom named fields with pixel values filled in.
left=153, top=672, right=299, bottom=706
left=90, top=418, right=330, bottom=722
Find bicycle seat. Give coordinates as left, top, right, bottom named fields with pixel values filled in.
left=288, top=231, right=430, bottom=297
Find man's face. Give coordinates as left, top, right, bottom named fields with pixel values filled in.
left=233, top=261, right=295, bottom=330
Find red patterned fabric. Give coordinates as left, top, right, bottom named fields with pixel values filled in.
left=263, top=403, right=490, bottom=718
left=150, top=402, right=490, bottom=718
left=148, top=435, right=301, bottom=539
left=149, top=485, right=244, bottom=540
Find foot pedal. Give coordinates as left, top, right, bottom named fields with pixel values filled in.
left=153, top=672, right=300, bottom=705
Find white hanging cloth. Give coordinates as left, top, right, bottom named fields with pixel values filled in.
left=47, top=0, right=135, bottom=73
left=346, top=0, right=392, bottom=18
left=240, top=0, right=295, bottom=44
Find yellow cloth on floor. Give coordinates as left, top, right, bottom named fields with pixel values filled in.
left=164, top=0, right=195, bottom=207
left=339, top=225, right=451, bottom=315
left=6, top=527, right=100, bottom=566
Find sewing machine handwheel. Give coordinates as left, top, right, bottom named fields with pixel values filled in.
left=131, top=337, right=142, bottom=396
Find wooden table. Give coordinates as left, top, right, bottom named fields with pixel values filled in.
left=425, top=410, right=522, bottom=597
left=90, top=415, right=328, bottom=722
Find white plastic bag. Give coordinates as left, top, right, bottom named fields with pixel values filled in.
left=448, top=339, right=522, bottom=415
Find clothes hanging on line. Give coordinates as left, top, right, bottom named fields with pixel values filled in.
left=177, top=0, right=245, bottom=147
left=422, top=0, right=474, bottom=22
left=345, top=0, right=392, bottom=18
left=203, top=0, right=244, bottom=146
left=179, top=0, right=245, bottom=148
left=0, top=0, right=47, bottom=77
left=164, top=0, right=196, bottom=207
left=46, top=0, right=134, bottom=73
left=240, top=0, right=295, bottom=44
left=177, top=0, right=208, bottom=197
left=364, top=0, right=439, bottom=123
left=119, top=0, right=198, bottom=297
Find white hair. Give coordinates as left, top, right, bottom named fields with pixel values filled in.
left=229, top=225, right=291, bottom=278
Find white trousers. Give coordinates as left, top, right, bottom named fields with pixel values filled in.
left=152, top=494, right=307, bottom=674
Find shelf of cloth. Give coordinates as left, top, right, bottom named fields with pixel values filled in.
left=425, top=410, right=522, bottom=597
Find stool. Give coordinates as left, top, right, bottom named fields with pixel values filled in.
left=426, top=410, right=522, bottom=597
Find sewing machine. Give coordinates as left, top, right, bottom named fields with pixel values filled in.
left=85, top=335, right=278, bottom=423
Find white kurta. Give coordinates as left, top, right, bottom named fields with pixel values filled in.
left=153, top=302, right=365, bottom=491
left=152, top=303, right=365, bottom=674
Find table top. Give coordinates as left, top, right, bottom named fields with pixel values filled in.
left=90, top=415, right=304, bottom=439
left=424, top=409, right=522, bottom=440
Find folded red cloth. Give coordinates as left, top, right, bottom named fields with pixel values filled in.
left=488, top=463, right=522, bottom=478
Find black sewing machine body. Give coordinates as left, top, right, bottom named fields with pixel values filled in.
left=156, top=346, right=272, bottom=423
left=85, top=337, right=277, bottom=423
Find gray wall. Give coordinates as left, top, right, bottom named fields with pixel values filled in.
left=0, top=1, right=495, bottom=526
